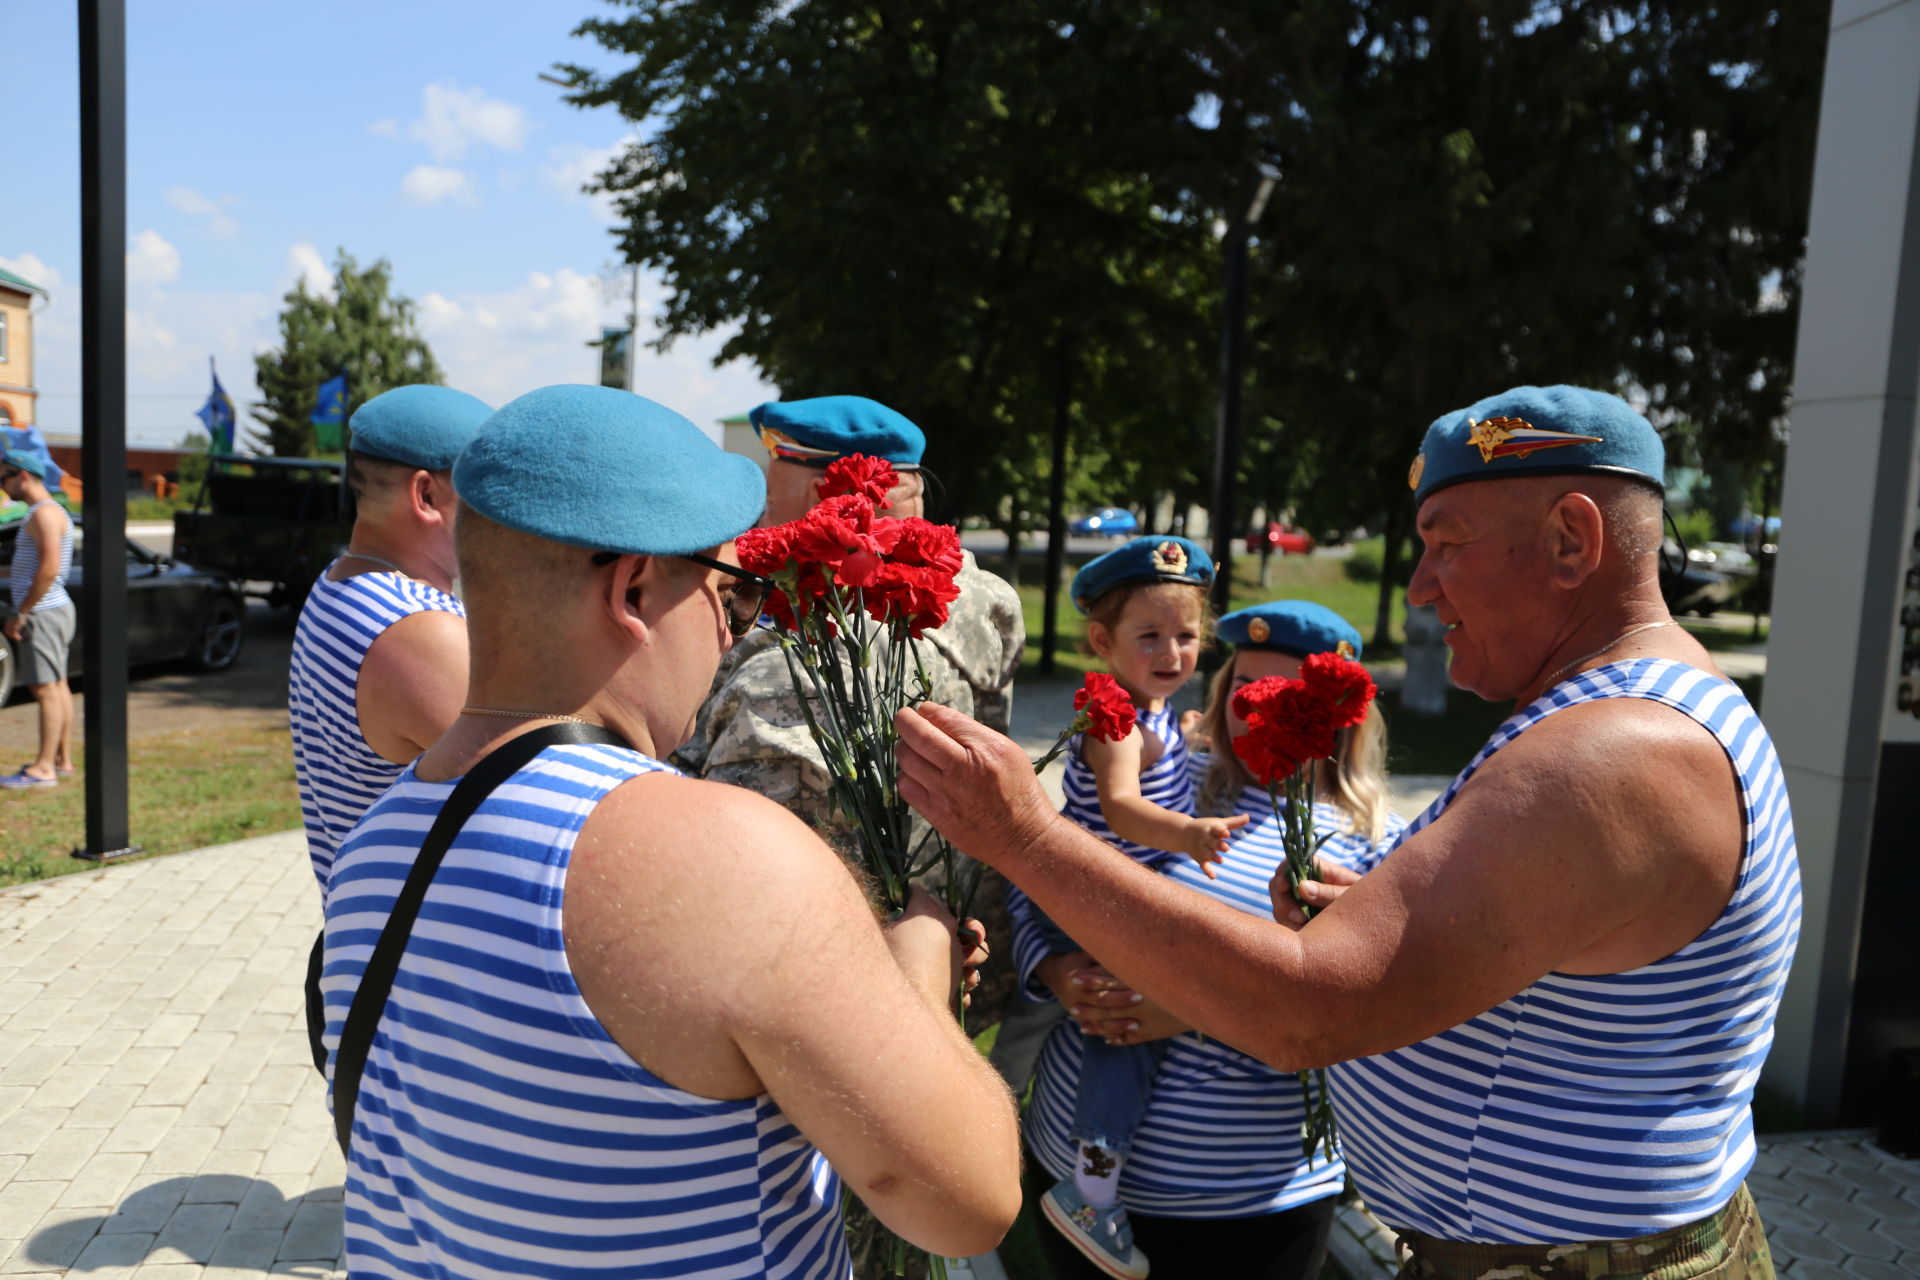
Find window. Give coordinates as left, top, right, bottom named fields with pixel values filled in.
left=0, top=309, right=9, bottom=361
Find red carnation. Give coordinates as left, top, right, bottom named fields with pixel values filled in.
left=1074, top=672, right=1138, bottom=743
left=1231, top=676, right=1337, bottom=786
left=863, top=518, right=964, bottom=637
left=817, top=454, right=899, bottom=508
left=1300, top=652, right=1377, bottom=730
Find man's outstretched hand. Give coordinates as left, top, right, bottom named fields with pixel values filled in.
left=894, top=703, right=1060, bottom=872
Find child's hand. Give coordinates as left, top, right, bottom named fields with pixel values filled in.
left=1181, top=813, right=1249, bottom=878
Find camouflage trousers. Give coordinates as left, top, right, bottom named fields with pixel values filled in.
left=1394, top=1184, right=1774, bottom=1280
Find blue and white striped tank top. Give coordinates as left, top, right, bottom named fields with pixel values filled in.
left=1014, top=761, right=1403, bottom=1218
left=289, top=564, right=465, bottom=894
left=1331, top=659, right=1801, bottom=1244
left=1059, top=703, right=1191, bottom=865
left=322, top=743, right=850, bottom=1280
left=8, top=499, right=73, bottom=612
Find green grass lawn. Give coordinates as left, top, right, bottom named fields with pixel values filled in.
left=0, top=724, right=301, bottom=888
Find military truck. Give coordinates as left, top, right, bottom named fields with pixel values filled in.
left=171, top=454, right=352, bottom=611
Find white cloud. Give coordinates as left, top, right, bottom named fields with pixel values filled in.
left=127, top=230, right=181, bottom=286
left=543, top=137, right=634, bottom=222
left=163, top=185, right=240, bottom=239
left=286, top=243, right=334, bottom=297
left=401, top=164, right=476, bottom=208
left=0, top=252, right=63, bottom=293
left=405, top=82, right=528, bottom=162
left=369, top=118, right=399, bottom=138
left=416, top=266, right=775, bottom=435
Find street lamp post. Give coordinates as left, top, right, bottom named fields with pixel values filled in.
left=1208, top=164, right=1279, bottom=619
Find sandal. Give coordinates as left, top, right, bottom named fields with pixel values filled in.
left=0, top=768, right=59, bottom=790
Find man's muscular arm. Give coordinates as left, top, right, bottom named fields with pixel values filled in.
left=356, top=610, right=469, bottom=763
left=896, top=697, right=1741, bottom=1070
left=566, top=774, right=1021, bottom=1259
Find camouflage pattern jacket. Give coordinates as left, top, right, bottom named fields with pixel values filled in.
left=673, top=549, right=1023, bottom=865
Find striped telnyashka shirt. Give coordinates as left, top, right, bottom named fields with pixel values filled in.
left=1331, top=658, right=1802, bottom=1245
left=1012, top=759, right=1405, bottom=1218
left=289, top=564, right=465, bottom=895
left=1059, top=703, right=1192, bottom=864
left=322, top=743, right=851, bottom=1280
left=8, top=499, right=74, bottom=612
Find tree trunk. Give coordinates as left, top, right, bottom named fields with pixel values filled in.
left=1000, top=522, right=1023, bottom=587
left=1373, top=502, right=1409, bottom=651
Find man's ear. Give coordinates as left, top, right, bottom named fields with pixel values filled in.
left=604, top=553, right=653, bottom=643
left=1547, top=492, right=1606, bottom=589
left=410, top=470, right=448, bottom=526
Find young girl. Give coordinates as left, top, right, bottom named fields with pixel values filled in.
left=1026, top=535, right=1246, bottom=1280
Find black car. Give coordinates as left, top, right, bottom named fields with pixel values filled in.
left=0, top=515, right=247, bottom=704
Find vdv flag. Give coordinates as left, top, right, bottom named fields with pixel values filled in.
left=195, top=360, right=236, bottom=453
left=311, top=373, right=348, bottom=451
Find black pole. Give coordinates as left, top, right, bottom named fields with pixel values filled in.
left=75, top=0, right=137, bottom=861
left=1040, top=347, right=1072, bottom=675
left=1208, top=221, right=1250, bottom=618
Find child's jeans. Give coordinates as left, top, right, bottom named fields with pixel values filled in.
left=1030, top=898, right=1170, bottom=1158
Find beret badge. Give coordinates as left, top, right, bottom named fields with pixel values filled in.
left=1465, top=416, right=1604, bottom=465
left=758, top=423, right=840, bottom=463
left=1151, top=540, right=1190, bottom=577
left=1408, top=451, right=1426, bottom=491
left=1247, top=617, right=1272, bottom=644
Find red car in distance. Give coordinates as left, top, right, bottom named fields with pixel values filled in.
left=1246, top=522, right=1316, bottom=556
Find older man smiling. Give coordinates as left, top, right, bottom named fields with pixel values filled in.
left=895, top=385, right=1800, bottom=1280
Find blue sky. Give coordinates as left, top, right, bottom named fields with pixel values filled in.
left=3, top=1, right=773, bottom=445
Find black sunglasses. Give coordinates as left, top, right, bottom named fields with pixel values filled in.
left=589, top=550, right=773, bottom=637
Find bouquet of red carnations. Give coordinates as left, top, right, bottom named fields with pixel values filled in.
left=736, top=454, right=971, bottom=918
left=1229, top=644, right=1376, bottom=1166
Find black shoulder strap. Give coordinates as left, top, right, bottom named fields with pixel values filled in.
left=331, top=720, right=629, bottom=1156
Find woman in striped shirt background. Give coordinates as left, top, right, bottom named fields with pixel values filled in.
left=1011, top=600, right=1403, bottom=1280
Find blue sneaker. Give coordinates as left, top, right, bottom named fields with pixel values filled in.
left=1041, top=1180, right=1149, bottom=1280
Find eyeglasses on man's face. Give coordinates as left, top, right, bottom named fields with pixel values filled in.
left=589, top=550, right=773, bottom=638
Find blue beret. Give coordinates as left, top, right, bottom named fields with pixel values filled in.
left=1071, top=536, right=1214, bottom=613
left=1410, top=385, right=1664, bottom=505
left=1218, top=600, right=1363, bottom=660
left=750, top=396, right=925, bottom=468
left=455, top=385, right=766, bottom=556
left=349, top=385, right=493, bottom=470
left=3, top=449, right=47, bottom=480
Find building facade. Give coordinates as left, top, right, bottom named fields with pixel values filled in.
left=0, top=265, right=45, bottom=433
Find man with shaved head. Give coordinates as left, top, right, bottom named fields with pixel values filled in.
left=895, top=386, right=1800, bottom=1280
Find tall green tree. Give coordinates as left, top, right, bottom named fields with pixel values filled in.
left=561, top=0, right=1823, bottom=649
left=249, top=251, right=444, bottom=456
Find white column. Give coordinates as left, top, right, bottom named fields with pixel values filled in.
left=1764, top=0, right=1920, bottom=1122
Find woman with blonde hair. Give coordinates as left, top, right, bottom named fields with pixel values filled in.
left=1192, top=600, right=1395, bottom=858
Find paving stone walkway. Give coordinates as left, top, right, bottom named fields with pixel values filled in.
left=0, top=831, right=342, bottom=1278
left=1329, top=1132, right=1920, bottom=1280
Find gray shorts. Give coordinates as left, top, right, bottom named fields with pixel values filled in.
left=15, top=602, right=76, bottom=686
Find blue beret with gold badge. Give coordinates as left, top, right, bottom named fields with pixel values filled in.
left=1409, top=384, right=1664, bottom=506
left=750, top=396, right=925, bottom=468
left=455, top=385, right=766, bottom=556
left=1218, top=600, right=1362, bottom=659
left=1071, top=535, right=1214, bottom=613
left=348, top=385, right=493, bottom=470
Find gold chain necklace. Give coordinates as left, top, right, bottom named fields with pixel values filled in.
left=1543, top=620, right=1677, bottom=690
left=460, top=705, right=598, bottom=726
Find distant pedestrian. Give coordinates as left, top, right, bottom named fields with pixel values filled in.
left=1, top=449, right=76, bottom=789
left=286, top=385, right=491, bottom=895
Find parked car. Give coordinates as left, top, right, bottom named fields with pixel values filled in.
left=0, top=517, right=247, bottom=704
left=1069, top=507, right=1138, bottom=537
left=1246, top=522, right=1316, bottom=556
left=1659, top=539, right=1739, bottom=617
